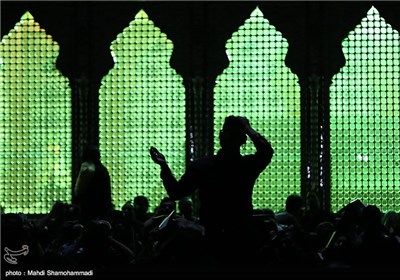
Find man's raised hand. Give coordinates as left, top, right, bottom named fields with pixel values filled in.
left=150, top=146, right=166, bottom=165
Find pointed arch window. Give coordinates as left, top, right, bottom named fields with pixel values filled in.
left=0, top=12, right=72, bottom=214
left=330, top=6, right=400, bottom=212
left=99, top=10, right=186, bottom=211
left=214, top=7, right=301, bottom=211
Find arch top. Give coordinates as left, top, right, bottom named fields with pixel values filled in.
left=250, top=6, right=264, bottom=18
left=134, top=9, right=149, bottom=20
left=20, top=10, right=34, bottom=20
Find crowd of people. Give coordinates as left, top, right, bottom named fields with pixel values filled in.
left=2, top=116, right=400, bottom=278
left=2, top=194, right=400, bottom=276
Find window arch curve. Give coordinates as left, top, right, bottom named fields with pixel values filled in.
left=99, top=10, right=186, bottom=211
left=214, top=7, right=301, bottom=212
left=0, top=12, right=72, bottom=214
left=330, top=6, right=400, bottom=212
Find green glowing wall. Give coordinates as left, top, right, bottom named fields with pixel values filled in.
left=99, top=10, right=186, bottom=211
left=0, top=12, right=72, bottom=214
left=330, top=7, right=400, bottom=212
left=214, top=7, right=301, bottom=212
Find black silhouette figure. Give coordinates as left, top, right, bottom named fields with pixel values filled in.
left=150, top=116, right=274, bottom=263
left=178, top=197, right=196, bottom=222
left=74, top=145, right=112, bottom=221
left=133, top=196, right=151, bottom=223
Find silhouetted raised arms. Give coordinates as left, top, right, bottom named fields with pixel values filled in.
left=150, top=146, right=167, bottom=166
left=149, top=115, right=274, bottom=209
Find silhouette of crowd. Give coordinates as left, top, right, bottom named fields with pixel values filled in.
left=3, top=194, right=400, bottom=277
left=2, top=117, right=400, bottom=278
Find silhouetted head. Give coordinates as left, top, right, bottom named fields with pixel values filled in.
left=178, top=197, right=193, bottom=219
left=134, top=195, right=149, bottom=214
left=382, top=211, right=400, bottom=234
left=122, top=200, right=134, bottom=212
left=219, top=116, right=247, bottom=149
left=51, top=200, right=69, bottom=220
left=158, top=197, right=176, bottom=215
left=82, top=145, right=101, bottom=163
left=285, top=194, right=305, bottom=216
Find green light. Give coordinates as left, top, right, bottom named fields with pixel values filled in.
left=99, top=10, right=185, bottom=211
left=330, top=6, right=400, bottom=212
left=0, top=12, right=72, bottom=214
left=214, top=7, right=301, bottom=212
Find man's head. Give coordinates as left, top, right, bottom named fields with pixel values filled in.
left=219, top=116, right=247, bottom=149
left=158, top=197, right=176, bottom=215
left=285, top=194, right=305, bottom=217
left=82, top=145, right=101, bottom=163
left=178, top=197, right=193, bottom=219
left=134, top=195, right=149, bottom=215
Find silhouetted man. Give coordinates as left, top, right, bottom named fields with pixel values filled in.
left=74, top=145, right=112, bottom=221
left=150, top=116, right=274, bottom=262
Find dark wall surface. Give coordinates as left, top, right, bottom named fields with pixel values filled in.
left=2, top=1, right=400, bottom=209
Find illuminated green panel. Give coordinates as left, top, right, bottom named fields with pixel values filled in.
left=330, top=7, right=400, bottom=212
left=214, top=7, right=301, bottom=212
left=99, top=10, right=185, bottom=211
left=0, top=12, right=72, bottom=214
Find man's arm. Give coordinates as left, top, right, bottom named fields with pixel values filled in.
left=150, top=147, right=196, bottom=200
left=239, top=117, right=274, bottom=164
left=74, top=161, right=95, bottom=197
